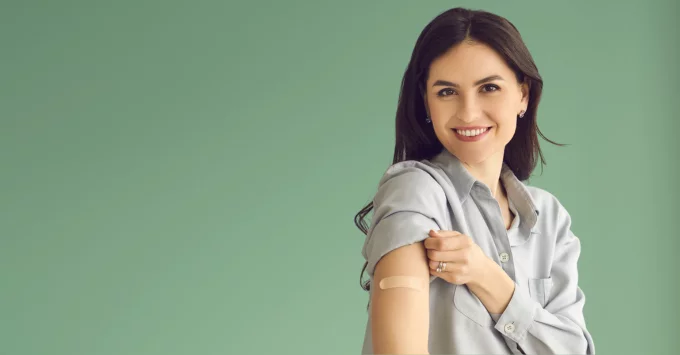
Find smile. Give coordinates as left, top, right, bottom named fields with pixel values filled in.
left=452, top=127, right=491, bottom=142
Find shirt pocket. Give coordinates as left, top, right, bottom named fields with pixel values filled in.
left=528, top=277, right=553, bottom=308
left=452, top=284, right=494, bottom=327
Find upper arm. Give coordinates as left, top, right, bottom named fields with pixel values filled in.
left=362, top=166, right=448, bottom=278
left=371, top=240, right=430, bottom=355
left=361, top=165, right=447, bottom=354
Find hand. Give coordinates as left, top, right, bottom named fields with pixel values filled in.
left=424, top=229, right=493, bottom=286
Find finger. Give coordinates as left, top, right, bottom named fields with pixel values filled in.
left=428, top=259, right=446, bottom=271
left=426, top=248, right=469, bottom=263
left=428, top=260, right=465, bottom=273
left=429, top=229, right=462, bottom=238
left=424, top=234, right=471, bottom=251
left=423, top=236, right=452, bottom=251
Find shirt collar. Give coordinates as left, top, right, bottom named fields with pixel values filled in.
left=427, top=148, right=540, bottom=232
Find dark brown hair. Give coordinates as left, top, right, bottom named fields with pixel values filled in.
left=355, top=7, right=566, bottom=297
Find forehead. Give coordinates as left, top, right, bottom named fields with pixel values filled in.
left=428, top=42, right=513, bottom=82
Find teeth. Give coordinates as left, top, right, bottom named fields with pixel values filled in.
left=456, top=127, right=489, bottom=136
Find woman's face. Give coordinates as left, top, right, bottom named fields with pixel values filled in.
left=424, top=41, right=529, bottom=166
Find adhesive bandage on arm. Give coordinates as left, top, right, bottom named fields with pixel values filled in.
left=378, top=276, right=428, bottom=291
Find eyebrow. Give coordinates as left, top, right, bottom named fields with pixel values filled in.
left=432, top=75, right=505, bottom=87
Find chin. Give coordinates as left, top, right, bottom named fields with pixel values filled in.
left=450, top=147, right=497, bottom=165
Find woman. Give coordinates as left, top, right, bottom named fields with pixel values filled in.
left=355, top=7, right=596, bottom=355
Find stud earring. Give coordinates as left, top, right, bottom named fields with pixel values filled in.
left=425, top=115, right=432, bottom=124
left=518, top=110, right=525, bottom=118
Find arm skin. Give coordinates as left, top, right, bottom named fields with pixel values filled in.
left=467, top=258, right=515, bottom=314
left=371, top=242, right=431, bottom=355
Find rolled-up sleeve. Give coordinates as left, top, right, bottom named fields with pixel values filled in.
left=361, top=164, right=449, bottom=278
left=493, top=203, right=596, bottom=354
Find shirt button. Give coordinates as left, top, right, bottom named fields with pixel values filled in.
left=499, top=252, right=510, bottom=263
left=504, top=323, right=515, bottom=333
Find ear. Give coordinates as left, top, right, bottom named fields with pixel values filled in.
left=519, top=80, right=530, bottom=110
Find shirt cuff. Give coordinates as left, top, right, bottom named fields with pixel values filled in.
left=493, top=282, right=539, bottom=343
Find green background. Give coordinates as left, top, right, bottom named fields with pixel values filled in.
left=1, top=1, right=678, bottom=354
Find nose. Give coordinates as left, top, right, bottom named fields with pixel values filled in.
left=455, top=97, right=480, bottom=123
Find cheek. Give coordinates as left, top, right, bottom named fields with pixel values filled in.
left=489, top=102, right=517, bottom=127
left=496, top=121, right=518, bottom=147
left=487, top=108, right=517, bottom=140
left=496, top=116, right=517, bottom=136
left=489, top=95, right=518, bottom=114
left=428, top=100, right=450, bottom=116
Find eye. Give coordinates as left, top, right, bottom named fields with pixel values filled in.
left=436, top=88, right=456, bottom=97
left=482, top=84, right=500, bottom=92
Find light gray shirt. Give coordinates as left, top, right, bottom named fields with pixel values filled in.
left=360, top=148, right=595, bottom=354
